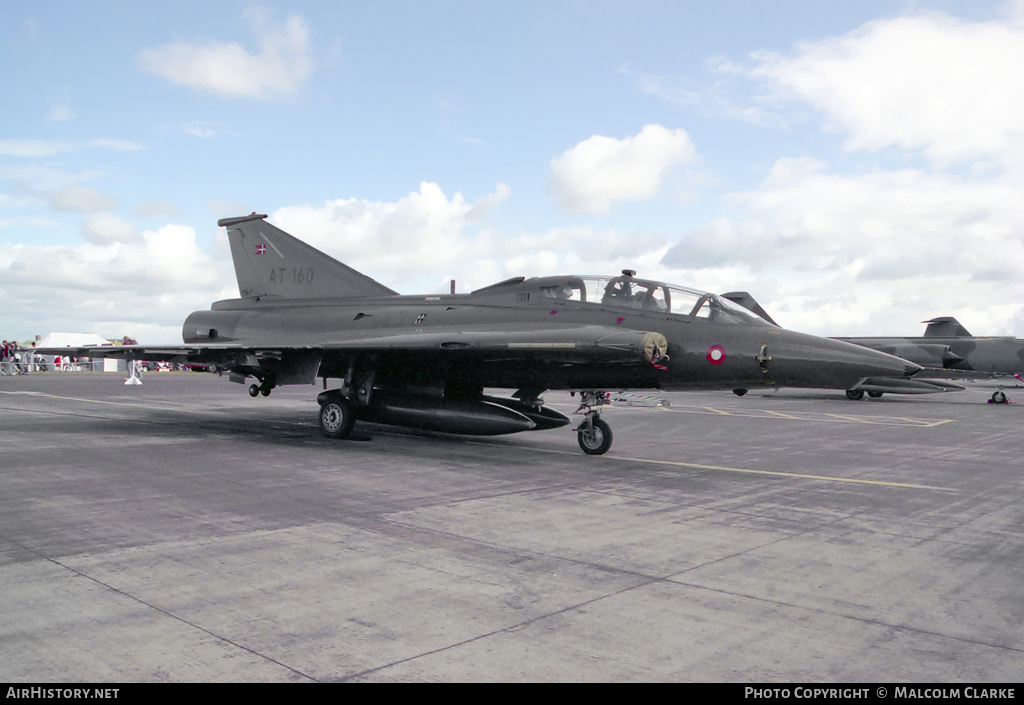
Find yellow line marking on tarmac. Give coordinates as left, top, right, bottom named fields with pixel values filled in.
left=658, top=404, right=953, bottom=428
left=525, top=445, right=953, bottom=491
left=602, top=454, right=946, bottom=489
left=761, top=410, right=807, bottom=421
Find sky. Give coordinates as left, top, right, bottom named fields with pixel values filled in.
left=3, top=0, right=1023, bottom=343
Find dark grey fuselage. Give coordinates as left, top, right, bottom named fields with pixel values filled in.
left=182, top=276, right=920, bottom=396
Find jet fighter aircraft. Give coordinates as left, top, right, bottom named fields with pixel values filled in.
left=836, top=318, right=1024, bottom=402
left=41, top=213, right=930, bottom=454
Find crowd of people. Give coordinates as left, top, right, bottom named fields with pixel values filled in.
left=2, top=339, right=98, bottom=374
left=2, top=340, right=36, bottom=374
left=2, top=337, right=190, bottom=375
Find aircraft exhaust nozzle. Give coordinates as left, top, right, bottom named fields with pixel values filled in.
left=942, top=350, right=964, bottom=367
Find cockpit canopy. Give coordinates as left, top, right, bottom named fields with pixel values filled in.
left=537, top=275, right=771, bottom=325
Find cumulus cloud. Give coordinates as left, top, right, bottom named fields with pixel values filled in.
left=270, top=181, right=513, bottom=285
left=1, top=224, right=218, bottom=292
left=662, top=157, right=1024, bottom=335
left=0, top=183, right=523, bottom=339
left=749, top=13, right=1024, bottom=167
left=3, top=181, right=673, bottom=340
left=136, top=8, right=313, bottom=100
left=81, top=214, right=139, bottom=244
left=247, top=182, right=672, bottom=295
left=636, top=11, right=1024, bottom=336
left=0, top=224, right=232, bottom=341
left=549, top=124, right=698, bottom=213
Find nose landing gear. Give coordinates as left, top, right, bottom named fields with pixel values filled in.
left=988, top=390, right=1009, bottom=404
left=574, top=390, right=613, bottom=455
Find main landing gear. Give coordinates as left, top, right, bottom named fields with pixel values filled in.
left=246, top=371, right=277, bottom=398
left=319, top=394, right=356, bottom=438
left=311, top=376, right=619, bottom=456
left=248, top=379, right=275, bottom=397
left=846, top=389, right=885, bottom=400
left=574, top=390, right=613, bottom=455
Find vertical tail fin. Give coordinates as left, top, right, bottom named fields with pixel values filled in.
left=922, top=317, right=972, bottom=338
left=218, top=214, right=398, bottom=299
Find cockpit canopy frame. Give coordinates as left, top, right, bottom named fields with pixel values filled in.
left=535, top=274, right=769, bottom=325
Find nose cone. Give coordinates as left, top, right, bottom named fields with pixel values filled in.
left=769, top=330, right=922, bottom=389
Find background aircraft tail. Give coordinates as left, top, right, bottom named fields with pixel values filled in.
left=922, top=317, right=972, bottom=338
left=219, top=213, right=398, bottom=299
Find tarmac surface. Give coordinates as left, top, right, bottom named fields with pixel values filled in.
left=1, top=371, right=1022, bottom=682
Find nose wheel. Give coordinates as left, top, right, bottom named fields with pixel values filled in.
left=573, top=390, right=613, bottom=455
left=576, top=416, right=612, bottom=455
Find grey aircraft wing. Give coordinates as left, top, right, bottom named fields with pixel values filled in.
left=37, top=323, right=670, bottom=383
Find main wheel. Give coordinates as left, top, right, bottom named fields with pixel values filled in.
left=319, top=398, right=355, bottom=439
left=248, top=384, right=260, bottom=397
left=846, top=390, right=865, bottom=400
left=577, top=417, right=613, bottom=455
left=867, top=391, right=883, bottom=398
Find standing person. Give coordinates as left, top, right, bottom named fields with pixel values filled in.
left=1, top=340, right=8, bottom=374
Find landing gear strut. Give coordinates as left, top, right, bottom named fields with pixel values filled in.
left=574, top=391, right=613, bottom=455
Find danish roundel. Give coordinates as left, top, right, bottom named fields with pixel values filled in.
left=706, top=345, right=726, bottom=365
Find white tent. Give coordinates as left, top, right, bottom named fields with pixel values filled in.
left=36, top=332, right=112, bottom=348
left=36, top=332, right=119, bottom=371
